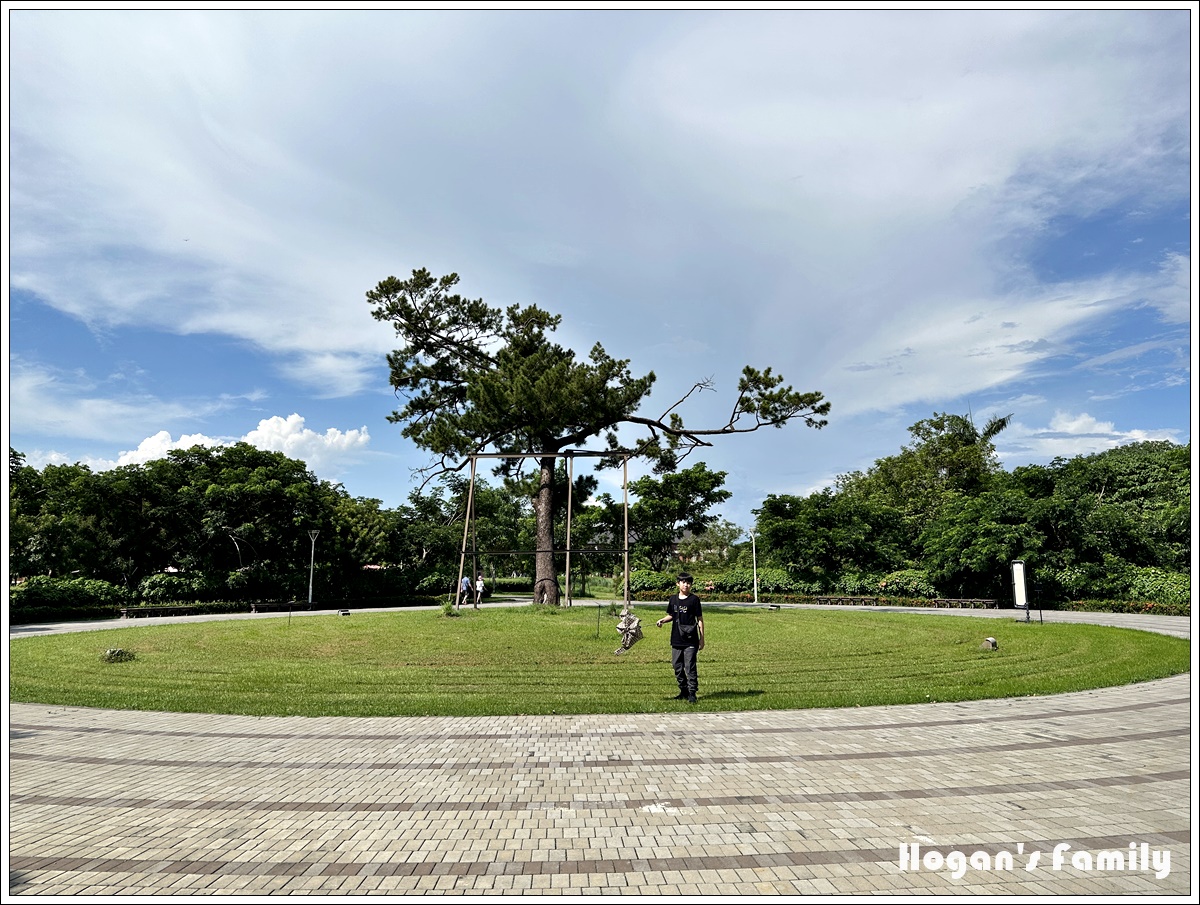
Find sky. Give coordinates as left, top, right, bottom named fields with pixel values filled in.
left=4, top=6, right=1196, bottom=532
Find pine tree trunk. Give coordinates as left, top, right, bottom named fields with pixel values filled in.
left=533, top=456, right=559, bottom=605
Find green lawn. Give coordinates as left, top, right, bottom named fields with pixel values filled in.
left=8, top=606, right=1189, bottom=717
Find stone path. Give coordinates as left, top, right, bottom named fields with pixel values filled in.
left=8, top=607, right=1193, bottom=896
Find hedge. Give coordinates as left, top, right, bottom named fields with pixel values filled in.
left=1057, top=598, right=1190, bottom=618
left=10, top=576, right=129, bottom=623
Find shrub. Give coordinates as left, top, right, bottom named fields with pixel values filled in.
left=1060, top=598, right=1190, bottom=617
left=488, top=576, right=532, bottom=593
left=833, top=573, right=879, bottom=596
left=1052, top=563, right=1189, bottom=608
left=875, top=569, right=939, bottom=599
left=10, top=576, right=129, bottom=624
left=625, top=570, right=678, bottom=594
left=1125, top=567, right=1190, bottom=607
left=416, top=572, right=457, bottom=594
left=714, top=567, right=797, bottom=594
left=138, top=572, right=225, bottom=603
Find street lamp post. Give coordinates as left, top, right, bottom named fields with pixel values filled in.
left=307, top=530, right=320, bottom=610
left=751, top=530, right=759, bottom=606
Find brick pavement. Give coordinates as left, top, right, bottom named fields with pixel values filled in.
left=8, top=607, right=1193, bottom=896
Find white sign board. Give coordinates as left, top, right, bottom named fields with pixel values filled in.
left=1011, top=560, right=1028, bottom=609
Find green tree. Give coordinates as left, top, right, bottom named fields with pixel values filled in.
left=367, top=268, right=829, bottom=604
left=596, top=463, right=732, bottom=572
left=848, top=411, right=1011, bottom=533
left=755, top=489, right=909, bottom=590
left=675, top=518, right=745, bottom=568
left=8, top=460, right=105, bottom=581
left=919, top=488, right=1043, bottom=599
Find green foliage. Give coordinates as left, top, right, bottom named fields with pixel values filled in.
left=715, top=566, right=796, bottom=594
left=1058, top=598, right=1190, bottom=617
left=8, top=442, right=478, bottom=613
left=138, top=572, right=225, bottom=603
left=675, top=518, right=744, bottom=567
left=833, top=573, right=878, bottom=596
left=489, top=576, right=534, bottom=592
left=1125, top=566, right=1190, bottom=608
left=368, top=269, right=656, bottom=466
left=753, top=418, right=1188, bottom=603
left=876, top=569, right=939, bottom=598
left=625, top=570, right=680, bottom=594
left=597, top=462, right=732, bottom=572
left=756, top=489, right=907, bottom=587
left=842, top=411, right=1011, bottom=535
left=416, top=571, right=457, bottom=595
left=10, top=576, right=129, bottom=623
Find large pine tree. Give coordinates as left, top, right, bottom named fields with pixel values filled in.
left=368, top=268, right=829, bottom=604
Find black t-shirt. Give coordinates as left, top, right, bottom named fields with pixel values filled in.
left=667, top=593, right=703, bottom=649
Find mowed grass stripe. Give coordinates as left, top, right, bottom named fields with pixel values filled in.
left=8, top=607, right=1188, bottom=717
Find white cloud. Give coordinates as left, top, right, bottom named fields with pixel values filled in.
left=8, top=357, right=233, bottom=443
left=24, top=414, right=370, bottom=481
left=997, top=410, right=1182, bottom=462
left=1139, top=252, right=1191, bottom=324
left=115, top=430, right=227, bottom=466
left=243, top=414, right=370, bottom=473
left=815, top=251, right=1189, bottom=418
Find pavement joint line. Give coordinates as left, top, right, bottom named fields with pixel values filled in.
left=9, top=767, right=1191, bottom=815
left=10, top=830, right=1191, bottom=879
left=8, top=726, right=1190, bottom=773
left=8, top=692, right=1192, bottom=742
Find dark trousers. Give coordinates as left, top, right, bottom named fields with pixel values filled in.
left=672, top=645, right=698, bottom=694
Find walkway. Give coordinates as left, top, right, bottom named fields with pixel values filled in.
left=8, top=607, right=1193, bottom=896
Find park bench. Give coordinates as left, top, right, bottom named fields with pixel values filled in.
left=930, top=598, right=998, bottom=608
left=120, top=604, right=202, bottom=618
left=810, top=596, right=998, bottom=609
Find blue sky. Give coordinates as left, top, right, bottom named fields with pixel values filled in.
left=5, top=7, right=1195, bottom=530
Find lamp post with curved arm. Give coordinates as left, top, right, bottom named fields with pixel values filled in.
left=307, top=530, right=320, bottom=609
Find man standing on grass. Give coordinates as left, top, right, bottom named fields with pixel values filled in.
left=656, top=573, right=704, bottom=703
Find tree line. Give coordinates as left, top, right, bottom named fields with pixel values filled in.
left=755, top=414, right=1190, bottom=606
left=9, top=418, right=1190, bottom=615
left=6, top=443, right=735, bottom=612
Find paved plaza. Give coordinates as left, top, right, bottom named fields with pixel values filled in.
left=8, top=607, right=1194, bottom=896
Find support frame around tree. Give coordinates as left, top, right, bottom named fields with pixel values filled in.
left=454, top=451, right=631, bottom=608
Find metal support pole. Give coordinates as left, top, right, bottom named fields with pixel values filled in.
left=566, top=454, right=574, bottom=607
left=751, top=530, right=758, bottom=605
left=456, top=458, right=477, bottom=610
left=623, top=456, right=630, bottom=608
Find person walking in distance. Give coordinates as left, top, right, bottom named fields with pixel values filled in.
left=656, top=573, right=704, bottom=703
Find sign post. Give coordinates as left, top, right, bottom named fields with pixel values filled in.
left=1011, top=560, right=1036, bottom=623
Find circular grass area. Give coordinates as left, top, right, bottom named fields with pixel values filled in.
left=8, top=606, right=1190, bottom=717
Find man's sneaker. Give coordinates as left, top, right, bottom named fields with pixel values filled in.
left=673, top=691, right=688, bottom=700
left=687, top=694, right=697, bottom=704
